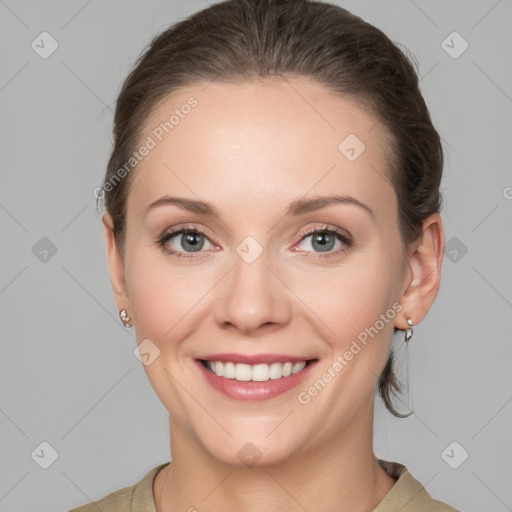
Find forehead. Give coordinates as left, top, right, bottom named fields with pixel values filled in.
left=127, top=77, right=395, bottom=220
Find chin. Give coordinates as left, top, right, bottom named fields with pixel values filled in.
left=202, top=436, right=300, bottom=469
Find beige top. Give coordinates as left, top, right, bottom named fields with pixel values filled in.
left=69, top=459, right=458, bottom=511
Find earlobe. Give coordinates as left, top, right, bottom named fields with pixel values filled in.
left=396, top=213, right=445, bottom=329
left=102, top=213, right=129, bottom=304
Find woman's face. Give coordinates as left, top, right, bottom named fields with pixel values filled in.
left=109, top=77, right=413, bottom=466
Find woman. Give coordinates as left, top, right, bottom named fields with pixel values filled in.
left=71, top=0, right=457, bottom=510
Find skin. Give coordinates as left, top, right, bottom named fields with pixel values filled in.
left=103, top=77, right=444, bottom=511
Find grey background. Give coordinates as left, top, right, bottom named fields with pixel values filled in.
left=1, top=0, right=511, bottom=510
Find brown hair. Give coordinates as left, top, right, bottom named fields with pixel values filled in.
left=98, top=0, right=443, bottom=417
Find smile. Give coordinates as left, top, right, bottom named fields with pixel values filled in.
left=196, top=356, right=317, bottom=401
left=202, top=360, right=307, bottom=381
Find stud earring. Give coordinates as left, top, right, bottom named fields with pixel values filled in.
left=404, top=318, right=413, bottom=343
left=119, top=309, right=132, bottom=328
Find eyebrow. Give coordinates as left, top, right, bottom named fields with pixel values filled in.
left=144, top=194, right=375, bottom=219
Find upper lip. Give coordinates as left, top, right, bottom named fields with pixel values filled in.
left=197, top=353, right=316, bottom=365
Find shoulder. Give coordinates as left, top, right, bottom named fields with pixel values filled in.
left=375, top=460, right=459, bottom=512
left=67, top=463, right=170, bottom=512
left=69, top=486, right=133, bottom=512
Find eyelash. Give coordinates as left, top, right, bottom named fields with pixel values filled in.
left=155, top=225, right=210, bottom=259
left=298, top=226, right=352, bottom=258
left=154, top=224, right=352, bottom=259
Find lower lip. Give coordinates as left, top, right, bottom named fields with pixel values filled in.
left=196, top=360, right=317, bottom=402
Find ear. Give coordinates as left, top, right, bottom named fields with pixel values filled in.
left=396, top=213, right=445, bottom=329
left=102, top=212, right=129, bottom=311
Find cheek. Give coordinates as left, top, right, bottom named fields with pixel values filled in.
left=291, top=257, right=401, bottom=344
left=123, top=239, right=210, bottom=341
left=128, top=267, right=212, bottom=343
left=123, top=249, right=214, bottom=414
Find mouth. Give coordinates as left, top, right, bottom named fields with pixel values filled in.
left=200, top=359, right=311, bottom=381
left=196, top=355, right=318, bottom=401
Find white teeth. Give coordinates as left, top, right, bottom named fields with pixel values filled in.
left=205, top=360, right=308, bottom=381
left=224, top=362, right=235, bottom=379
left=235, top=363, right=252, bottom=381
left=269, top=363, right=283, bottom=379
left=282, top=362, right=293, bottom=377
left=292, top=361, right=306, bottom=374
left=252, top=364, right=270, bottom=382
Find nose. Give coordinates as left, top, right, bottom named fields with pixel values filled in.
left=213, top=249, right=292, bottom=335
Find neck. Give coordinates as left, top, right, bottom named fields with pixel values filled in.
left=154, top=407, right=396, bottom=512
